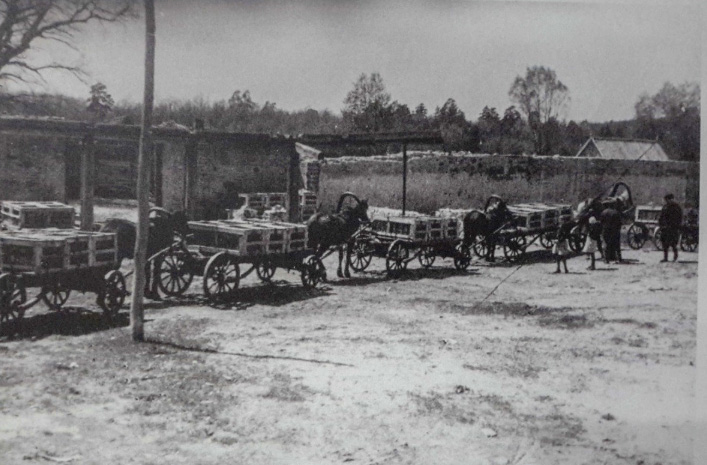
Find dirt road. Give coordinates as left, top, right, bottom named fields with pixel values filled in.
left=0, top=245, right=697, bottom=465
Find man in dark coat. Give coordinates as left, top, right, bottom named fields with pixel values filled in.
left=600, top=207, right=622, bottom=263
left=658, top=193, right=683, bottom=262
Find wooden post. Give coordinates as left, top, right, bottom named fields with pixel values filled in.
left=80, top=134, right=95, bottom=231
left=131, top=0, right=156, bottom=342
left=287, top=142, right=300, bottom=222
left=402, top=143, right=407, bottom=216
left=153, top=143, right=163, bottom=207
left=183, top=139, right=197, bottom=217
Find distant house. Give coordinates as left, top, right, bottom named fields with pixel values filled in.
left=575, top=137, right=669, bottom=161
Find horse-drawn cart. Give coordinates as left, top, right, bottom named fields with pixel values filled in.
left=347, top=213, right=471, bottom=275
left=0, top=228, right=125, bottom=334
left=154, top=219, right=326, bottom=302
left=626, top=205, right=699, bottom=253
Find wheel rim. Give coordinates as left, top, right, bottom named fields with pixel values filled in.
left=472, top=235, right=488, bottom=258
left=653, top=228, right=664, bottom=250
left=203, top=253, right=240, bottom=300
left=539, top=232, right=555, bottom=250
left=41, top=280, right=71, bottom=311
left=99, top=270, right=126, bottom=317
left=504, top=236, right=526, bottom=262
left=348, top=240, right=372, bottom=272
left=417, top=246, right=436, bottom=268
left=0, top=274, right=26, bottom=333
left=454, top=243, right=471, bottom=270
left=157, top=251, right=194, bottom=297
left=626, top=224, right=645, bottom=250
left=386, top=242, right=409, bottom=274
left=301, top=256, right=324, bottom=288
left=256, top=260, right=276, bottom=282
left=569, top=232, right=586, bottom=253
left=681, top=232, right=697, bottom=252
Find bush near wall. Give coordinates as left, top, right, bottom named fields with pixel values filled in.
left=319, top=153, right=698, bottom=214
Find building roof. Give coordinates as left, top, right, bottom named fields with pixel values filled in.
left=576, top=137, right=669, bottom=161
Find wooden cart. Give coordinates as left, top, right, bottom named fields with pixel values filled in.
left=0, top=228, right=125, bottom=335
left=153, top=219, right=326, bottom=302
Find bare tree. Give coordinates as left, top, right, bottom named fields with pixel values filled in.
left=0, top=0, right=135, bottom=88
left=509, top=66, right=569, bottom=154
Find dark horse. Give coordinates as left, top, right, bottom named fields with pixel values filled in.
left=462, top=195, right=515, bottom=262
left=99, top=207, right=190, bottom=299
left=307, top=192, right=369, bottom=278
left=571, top=182, right=633, bottom=252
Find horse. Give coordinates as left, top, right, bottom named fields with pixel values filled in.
left=462, top=196, right=515, bottom=262
left=307, top=192, right=369, bottom=279
left=99, top=207, right=190, bottom=299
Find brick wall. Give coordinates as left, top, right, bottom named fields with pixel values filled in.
left=0, top=133, right=67, bottom=201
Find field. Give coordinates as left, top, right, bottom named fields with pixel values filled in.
left=0, top=230, right=698, bottom=465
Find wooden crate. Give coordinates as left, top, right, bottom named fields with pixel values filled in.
left=31, top=229, right=118, bottom=269
left=298, top=189, right=317, bottom=206
left=370, top=215, right=457, bottom=242
left=507, top=206, right=543, bottom=230
left=0, top=230, right=67, bottom=274
left=1, top=201, right=75, bottom=230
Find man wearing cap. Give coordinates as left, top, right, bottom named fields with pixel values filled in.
left=658, top=193, right=683, bottom=262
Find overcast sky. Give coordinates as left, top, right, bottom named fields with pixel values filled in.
left=29, top=0, right=702, bottom=123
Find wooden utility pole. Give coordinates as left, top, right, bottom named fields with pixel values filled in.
left=79, top=133, right=95, bottom=230
left=131, top=0, right=156, bottom=342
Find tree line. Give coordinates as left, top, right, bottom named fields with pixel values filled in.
left=0, top=68, right=700, bottom=162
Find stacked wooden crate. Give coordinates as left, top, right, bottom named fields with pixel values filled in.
left=0, top=229, right=117, bottom=274
left=370, top=213, right=458, bottom=242
left=299, top=189, right=317, bottom=222
left=1, top=201, right=75, bottom=230
left=187, top=219, right=309, bottom=257
left=507, top=203, right=573, bottom=230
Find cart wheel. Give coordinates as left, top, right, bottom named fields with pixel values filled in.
left=653, top=227, right=664, bottom=251
left=256, top=260, right=277, bottom=282
left=98, top=270, right=126, bottom=318
left=348, top=238, right=373, bottom=272
left=453, top=243, right=471, bottom=271
left=503, top=236, right=526, bottom=263
left=386, top=240, right=409, bottom=275
left=156, top=249, right=194, bottom=297
left=539, top=232, right=555, bottom=250
left=417, top=245, right=436, bottom=268
left=568, top=227, right=586, bottom=253
left=41, top=279, right=71, bottom=311
left=203, top=252, right=240, bottom=301
left=301, top=255, right=325, bottom=288
left=626, top=223, right=647, bottom=250
left=471, top=234, right=488, bottom=258
left=680, top=229, right=698, bottom=252
left=0, top=273, right=26, bottom=334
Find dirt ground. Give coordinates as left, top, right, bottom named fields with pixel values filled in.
left=0, top=231, right=698, bottom=464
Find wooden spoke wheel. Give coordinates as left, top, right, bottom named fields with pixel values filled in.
left=156, top=250, right=194, bottom=297
left=203, top=253, right=240, bottom=301
left=417, top=245, right=436, bottom=268
left=301, top=255, right=325, bottom=288
left=385, top=240, right=409, bottom=275
left=0, top=273, right=26, bottom=334
left=98, top=270, right=126, bottom=318
left=568, top=228, right=586, bottom=253
left=41, top=279, right=71, bottom=311
left=626, top=223, right=647, bottom=250
left=255, top=260, right=277, bottom=282
left=503, top=236, right=526, bottom=263
left=652, top=227, right=664, bottom=251
left=471, top=234, right=488, bottom=258
left=348, top=238, right=373, bottom=272
left=680, top=229, right=698, bottom=252
left=453, top=243, right=471, bottom=271
left=539, top=232, right=556, bottom=250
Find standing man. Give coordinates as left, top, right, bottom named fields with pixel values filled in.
left=658, top=193, right=683, bottom=262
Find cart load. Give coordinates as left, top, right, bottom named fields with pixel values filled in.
left=1, top=201, right=75, bottom=230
